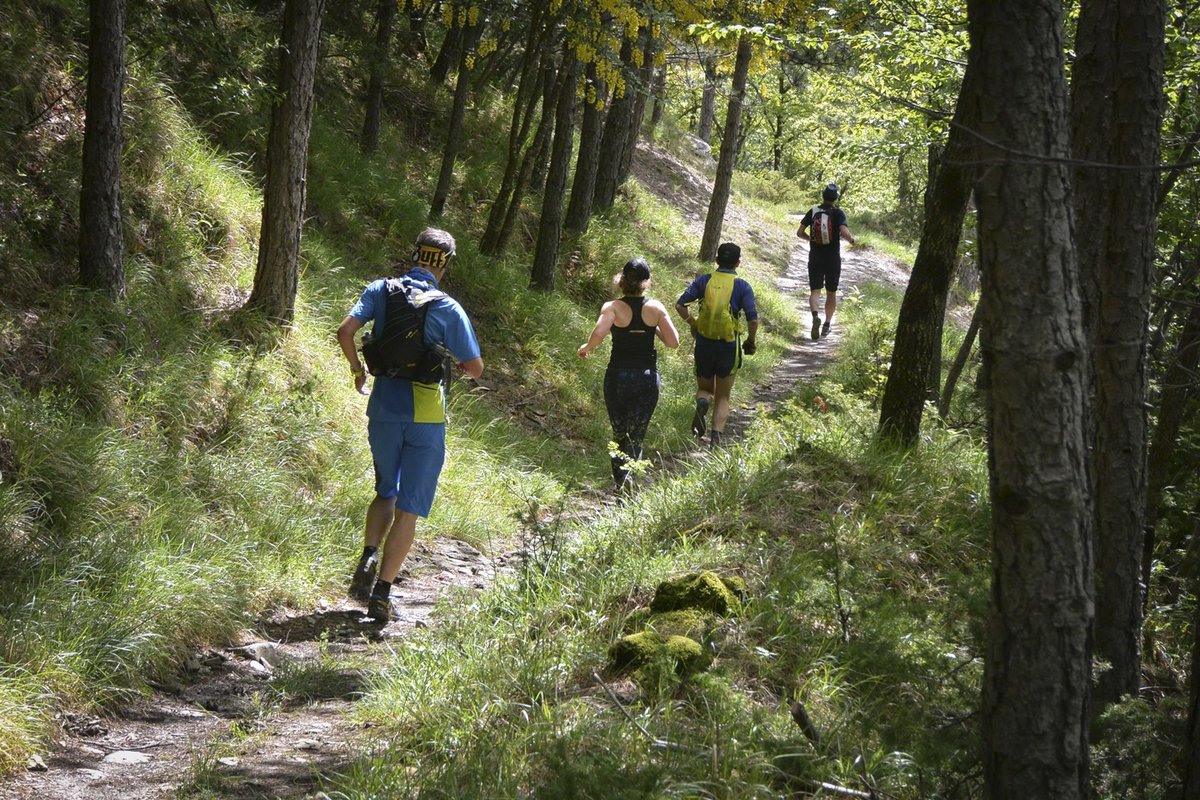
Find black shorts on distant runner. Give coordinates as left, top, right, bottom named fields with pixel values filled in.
left=808, top=251, right=841, bottom=293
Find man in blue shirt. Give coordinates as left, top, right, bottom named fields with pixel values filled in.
left=798, top=183, right=855, bottom=339
left=336, top=228, right=483, bottom=623
left=675, top=242, right=758, bottom=448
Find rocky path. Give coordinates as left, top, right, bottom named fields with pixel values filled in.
left=1, top=144, right=911, bottom=800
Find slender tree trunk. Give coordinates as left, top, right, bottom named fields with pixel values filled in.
left=430, top=23, right=461, bottom=84
left=246, top=0, right=326, bottom=324
left=698, top=35, right=752, bottom=263
left=772, top=70, right=789, bottom=172
left=530, top=55, right=578, bottom=292
left=615, top=28, right=655, bottom=189
left=403, top=2, right=426, bottom=57
left=565, top=61, right=607, bottom=235
left=938, top=303, right=981, bottom=419
left=650, top=65, right=666, bottom=132
left=360, top=0, right=396, bottom=155
left=430, top=20, right=479, bottom=219
left=1070, top=0, right=1167, bottom=710
left=1182, top=509, right=1200, bottom=797
left=528, top=51, right=561, bottom=193
left=495, top=55, right=567, bottom=254
left=1143, top=287, right=1200, bottom=605
left=480, top=8, right=547, bottom=254
left=968, top=1, right=1093, bottom=796
left=592, top=36, right=636, bottom=212
left=78, top=0, right=126, bottom=298
left=697, top=53, right=717, bottom=143
left=878, top=63, right=980, bottom=444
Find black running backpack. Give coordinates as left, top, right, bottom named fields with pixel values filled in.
left=360, top=278, right=446, bottom=383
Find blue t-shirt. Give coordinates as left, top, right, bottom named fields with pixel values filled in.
left=676, top=268, right=758, bottom=344
left=349, top=267, right=481, bottom=424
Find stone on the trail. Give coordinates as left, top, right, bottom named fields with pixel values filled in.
left=246, top=660, right=272, bottom=677
left=184, top=652, right=203, bottom=673
left=75, top=768, right=106, bottom=780
left=294, top=738, right=321, bottom=750
left=240, top=641, right=283, bottom=668
left=102, top=750, right=152, bottom=765
left=608, top=631, right=712, bottom=675
left=649, top=571, right=744, bottom=616
left=217, top=756, right=239, bottom=767
left=26, top=754, right=48, bottom=771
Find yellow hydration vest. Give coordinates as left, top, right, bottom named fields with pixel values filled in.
left=695, top=270, right=740, bottom=342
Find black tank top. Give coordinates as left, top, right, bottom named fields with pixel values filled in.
left=609, top=296, right=657, bottom=369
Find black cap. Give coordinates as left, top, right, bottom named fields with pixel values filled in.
left=822, top=183, right=840, bottom=202
left=622, top=257, right=651, bottom=281
left=716, top=242, right=741, bottom=266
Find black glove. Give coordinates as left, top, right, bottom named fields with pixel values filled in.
left=742, top=339, right=756, bottom=356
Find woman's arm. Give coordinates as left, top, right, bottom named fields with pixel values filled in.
left=578, top=303, right=617, bottom=358
left=650, top=300, right=680, bottom=348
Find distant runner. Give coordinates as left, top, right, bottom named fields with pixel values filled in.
left=336, top=228, right=483, bottom=624
left=675, top=242, right=759, bottom=448
left=578, top=257, right=680, bottom=493
left=797, top=183, right=855, bottom=339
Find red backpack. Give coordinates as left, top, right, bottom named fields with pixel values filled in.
left=809, top=206, right=834, bottom=246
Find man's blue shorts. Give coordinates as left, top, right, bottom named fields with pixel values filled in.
left=367, top=419, right=446, bottom=517
left=693, top=336, right=740, bottom=379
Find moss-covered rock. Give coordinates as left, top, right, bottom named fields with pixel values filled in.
left=643, top=609, right=710, bottom=638
left=649, top=571, right=744, bottom=616
left=608, top=631, right=712, bottom=675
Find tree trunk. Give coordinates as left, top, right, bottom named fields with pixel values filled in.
left=878, top=63, right=980, bottom=444
left=530, top=54, right=578, bottom=292
left=246, top=0, right=326, bottom=324
left=649, top=65, right=666, bottom=132
left=697, top=53, right=716, bottom=143
left=495, top=54, right=567, bottom=255
left=528, top=51, right=561, bottom=194
left=564, top=61, right=607, bottom=235
left=1182, top=515, right=1200, bottom=798
left=78, top=0, right=126, bottom=298
left=1143, top=287, right=1200, bottom=606
left=592, top=36, right=636, bottom=213
left=968, top=1, right=1093, bottom=797
left=430, top=20, right=480, bottom=219
left=772, top=69, right=789, bottom=172
left=938, top=303, right=981, bottom=419
left=698, top=35, right=752, bottom=263
left=360, top=0, right=396, bottom=155
left=430, top=23, right=461, bottom=84
left=615, top=28, right=655, bottom=189
left=480, top=8, right=547, bottom=254
left=402, top=2, right=426, bottom=57
left=1069, top=0, right=1167, bottom=710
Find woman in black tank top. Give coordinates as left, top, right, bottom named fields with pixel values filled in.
left=578, top=258, right=680, bottom=492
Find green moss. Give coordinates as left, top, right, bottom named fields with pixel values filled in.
left=607, top=631, right=711, bottom=675
left=644, top=609, right=710, bottom=638
left=649, top=571, right=744, bottom=616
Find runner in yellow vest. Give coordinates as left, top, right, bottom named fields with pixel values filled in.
left=675, top=242, right=759, bottom=447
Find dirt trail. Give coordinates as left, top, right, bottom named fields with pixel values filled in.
left=0, top=142, right=910, bottom=800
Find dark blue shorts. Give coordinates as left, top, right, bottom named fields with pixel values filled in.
left=693, top=337, right=740, bottom=379
left=367, top=419, right=446, bottom=517
left=808, top=251, right=841, bottom=292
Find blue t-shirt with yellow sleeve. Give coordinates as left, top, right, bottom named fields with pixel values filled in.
left=349, top=267, right=481, bottom=424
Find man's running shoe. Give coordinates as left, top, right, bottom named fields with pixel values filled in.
left=348, top=552, right=378, bottom=604
left=691, top=397, right=709, bottom=437
left=366, top=594, right=392, bottom=624
left=710, top=430, right=722, bottom=448
left=821, top=322, right=831, bottom=338
left=811, top=316, right=821, bottom=340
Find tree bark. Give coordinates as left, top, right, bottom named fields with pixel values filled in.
left=78, top=0, right=126, bottom=298
left=564, top=61, right=607, bottom=235
left=615, top=28, right=655, bottom=189
left=1182, top=504, right=1200, bottom=797
left=480, top=7, right=547, bottom=254
left=1143, top=286, right=1200, bottom=606
left=1069, top=0, right=1167, bottom=709
left=877, top=63, right=980, bottom=444
left=697, top=53, right=717, bottom=144
left=649, top=65, right=666, bottom=132
left=246, top=0, right=326, bottom=324
left=698, top=35, right=752, bottom=263
left=360, top=0, right=396, bottom=155
left=530, top=54, right=578, bottom=292
left=968, top=1, right=1093, bottom=797
left=938, top=303, right=981, bottom=419
left=430, top=20, right=480, bottom=219
left=430, top=22, right=461, bottom=84
left=592, top=36, right=636, bottom=213
left=494, top=54, right=567, bottom=255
